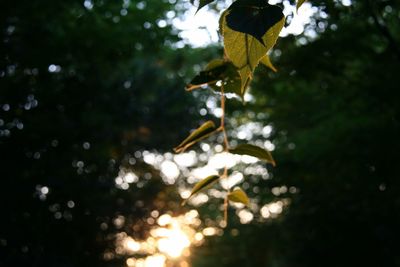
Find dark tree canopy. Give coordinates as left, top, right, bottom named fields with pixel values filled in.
left=0, top=0, right=203, bottom=266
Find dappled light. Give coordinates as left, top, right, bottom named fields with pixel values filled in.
left=112, top=210, right=215, bottom=267
left=176, top=0, right=317, bottom=47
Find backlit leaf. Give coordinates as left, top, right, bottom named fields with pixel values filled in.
left=260, top=54, right=277, bottom=72
left=174, top=121, right=217, bottom=153
left=296, top=0, right=307, bottom=11
left=221, top=1, right=284, bottom=96
left=225, top=0, right=284, bottom=45
left=182, top=175, right=220, bottom=205
left=229, top=144, right=276, bottom=166
left=186, top=59, right=241, bottom=96
left=228, top=188, right=250, bottom=205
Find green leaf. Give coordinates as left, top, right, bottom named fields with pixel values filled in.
left=221, top=1, right=285, bottom=96
left=225, top=0, right=285, bottom=45
left=228, top=188, right=250, bottom=206
left=229, top=144, right=276, bottom=166
left=296, top=0, right=307, bottom=11
left=190, top=0, right=215, bottom=13
left=260, top=54, right=277, bottom=72
left=174, top=121, right=217, bottom=153
left=186, top=62, right=228, bottom=91
left=182, top=175, right=220, bottom=205
left=186, top=59, right=241, bottom=96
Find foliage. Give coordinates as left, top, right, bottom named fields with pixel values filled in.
left=175, top=0, right=308, bottom=222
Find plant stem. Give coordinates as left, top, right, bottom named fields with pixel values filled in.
left=220, top=84, right=230, bottom=227
left=223, top=195, right=228, bottom=227
left=220, top=85, right=229, bottom=151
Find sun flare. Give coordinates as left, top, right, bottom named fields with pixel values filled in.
left=117, top=210, right=212, bottom=267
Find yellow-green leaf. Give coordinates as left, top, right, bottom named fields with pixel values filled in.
left=229, top=144, right=276, bottom=166
left=225, top=0, right=285, bottom=46
left=174, top=121, right=216, bottom=153
left=260, top=54, right=277, bottom=72
left=296, top=0, right=307, bottom=11
left=221, top=1, right=285, bottom=96
left=182, top=175, right=220, bottom=205
left=228, top=188, right=250, bottom=205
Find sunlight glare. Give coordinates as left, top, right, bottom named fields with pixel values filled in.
left=125, top=238, right=141, bottom=252
left=157, top=214, right=172, bottom=226
left=157, top=229, right=190, bottom=258
left=117, top=204, right=210, bottom=266
left=208, top=152, right=239, bottom=169
left=175, top=0, right=316, bottom=47
left=144, top=254, right=166, bottom=267
left=160, top=160, right=180, bottom=183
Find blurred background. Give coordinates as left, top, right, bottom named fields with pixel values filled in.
left=1, top=0, right=400, bottom=266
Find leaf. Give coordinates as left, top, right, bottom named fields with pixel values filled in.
left=225, top=0, right=285, bottom=45
left=182, top=175, right=220, bottom=205
left=260, top=54, right=277, bottom=72
left=190, top=0, right=215, bottom=13
left=228, top=188, right=250, bottom=205
left=296, top=0, right=307, bottom=11
left=229, top=144, right=276, bottom=166
left=174, top=121, right=217, bottom=153
left=186, top=59, right=242, bottom=96
left=221, top=1, right=284, bottom=96
left=186, top=62, right=228, bottom=91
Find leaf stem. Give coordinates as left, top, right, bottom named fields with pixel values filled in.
left=220, top=85, right=229, bottom=151
left=220, top=84, right=230, bottom=227
left=223, top=195, right=228, bottom=227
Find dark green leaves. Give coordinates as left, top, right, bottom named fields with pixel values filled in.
left=229, top=144, right=276, bottom=166
left=228, top=188, right=250, bottom=205
left=174, top=121, right=217, bottom=153
left=190, top=0, right=215, bottom=13
left=182, top=175, right=220, bottom=205
left=186, top=59, right=241, bottom=96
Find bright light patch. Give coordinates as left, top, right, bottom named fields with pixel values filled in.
left=237, top=209, right=254, bottom=224
left=144, top=254, right=166, bottom=267
left=125, top=238, right=141, bottom=252
left=116, top=211, right=206, bottom=266
left=240, top=155, right=259, bottom=164
left=208, top=152, right=238, bottom=169
left=174, top=152, right=197, bottom=167
left=190, top=166, right=218, bottom=180
left=160, top=160, right=180, bottom=183
left=219, top=171, right=244, bottom=190
left=280, top=1, right=316, bottom=37
left=173, top=8, right=220, bottom=47
left=202, top=227, right=219, bottom=236
left=124, top=172, right=138, bottom=183
left=341, top=0, right=352, bottom=7
left=174, top=1, right=316, bottom=47
left=143, top=152, right=157, bottom=165
left=156, top=228, right=190, bottom=258
left=126, top=258, right=136, bottom=266
left=158, top=214, right=172, bottom=226
left=40, top=186, right=49, bottom=194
